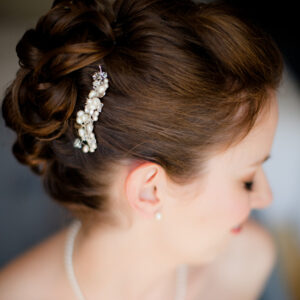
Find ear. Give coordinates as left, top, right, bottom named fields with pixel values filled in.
left=124, top=161, right=163, bottom=219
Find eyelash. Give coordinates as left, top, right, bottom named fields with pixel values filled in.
left=244, top=181, right=254, bottom=192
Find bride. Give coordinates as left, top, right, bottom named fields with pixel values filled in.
left=0, top=0, right=283, bottom=299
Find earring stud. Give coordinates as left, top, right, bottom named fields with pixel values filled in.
left=155, top=211, right=162, bottom=221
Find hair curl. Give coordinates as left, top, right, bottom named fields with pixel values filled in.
left=1, top=0, right=283, bottom=228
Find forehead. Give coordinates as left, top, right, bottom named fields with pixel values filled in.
left=207, top=91, right=279, bottom=171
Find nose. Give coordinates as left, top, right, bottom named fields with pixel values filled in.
left=249, top=167, right=273, bottom=210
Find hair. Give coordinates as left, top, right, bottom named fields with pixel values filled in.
left=1, top=0, right=283, bottom=230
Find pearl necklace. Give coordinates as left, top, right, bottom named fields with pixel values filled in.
left=64, top=219, right=188, bottom=300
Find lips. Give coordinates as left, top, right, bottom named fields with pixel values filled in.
left=231, top=223, right=243, bottom=234
left=231, top=215, right=250, bottom=234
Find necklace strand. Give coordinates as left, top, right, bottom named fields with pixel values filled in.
left=64, top=219, right=187, bottom=300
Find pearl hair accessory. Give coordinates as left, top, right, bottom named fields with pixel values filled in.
left=73, top=65, right=109, bottom=153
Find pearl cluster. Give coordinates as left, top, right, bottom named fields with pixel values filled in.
left=73, top=65, right=109, bottom=153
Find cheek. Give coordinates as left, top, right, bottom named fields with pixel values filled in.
left=211, top=190, right=251, bottom=228
left=162, top=187, right=251, bottom=264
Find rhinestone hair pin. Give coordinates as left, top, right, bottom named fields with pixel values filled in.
left=73, top=65, right=109, bottom=153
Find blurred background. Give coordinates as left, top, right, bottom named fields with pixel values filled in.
left=0, top=0, right=299, bottom=299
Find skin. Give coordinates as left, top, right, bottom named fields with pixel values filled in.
left=69, top=89, right=279, bottom=300
left=0, top=89, right=279, bottom=300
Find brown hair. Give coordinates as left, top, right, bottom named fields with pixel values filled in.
left=1, top=0, right=283, bottom=228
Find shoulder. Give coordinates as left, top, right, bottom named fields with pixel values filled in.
left=228, top=217, right=277, bottom=280
left=191, top=218, right=277, bottom=300
left=221, top=217, right=277, bottom=270
left=0, top=224, right=71, bottom=300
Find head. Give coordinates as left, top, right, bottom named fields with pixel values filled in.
left=2, top=0, right=283, bottom=264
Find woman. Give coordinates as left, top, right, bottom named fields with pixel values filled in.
left=0, top=0, right=283, bottom=299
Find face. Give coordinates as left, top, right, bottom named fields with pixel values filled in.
left=158, top=90, right=279, bottom=265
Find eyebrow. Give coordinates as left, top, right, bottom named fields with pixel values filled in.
left=250, top=154, right=271, bottom=167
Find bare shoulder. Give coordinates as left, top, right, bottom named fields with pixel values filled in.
left=0, top=224, right=71, bottom=300
left=220, top=217, right=277, bottom=271
left=190, top=218, right=277, bottom=300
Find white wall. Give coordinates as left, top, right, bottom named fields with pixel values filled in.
left=257, top=68, right=300, bottom=233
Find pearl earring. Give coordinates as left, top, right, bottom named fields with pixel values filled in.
left=155, top=211, right=162, bottom=220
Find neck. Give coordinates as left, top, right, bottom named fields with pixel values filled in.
left=71, top=220, right=182, bottom=300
